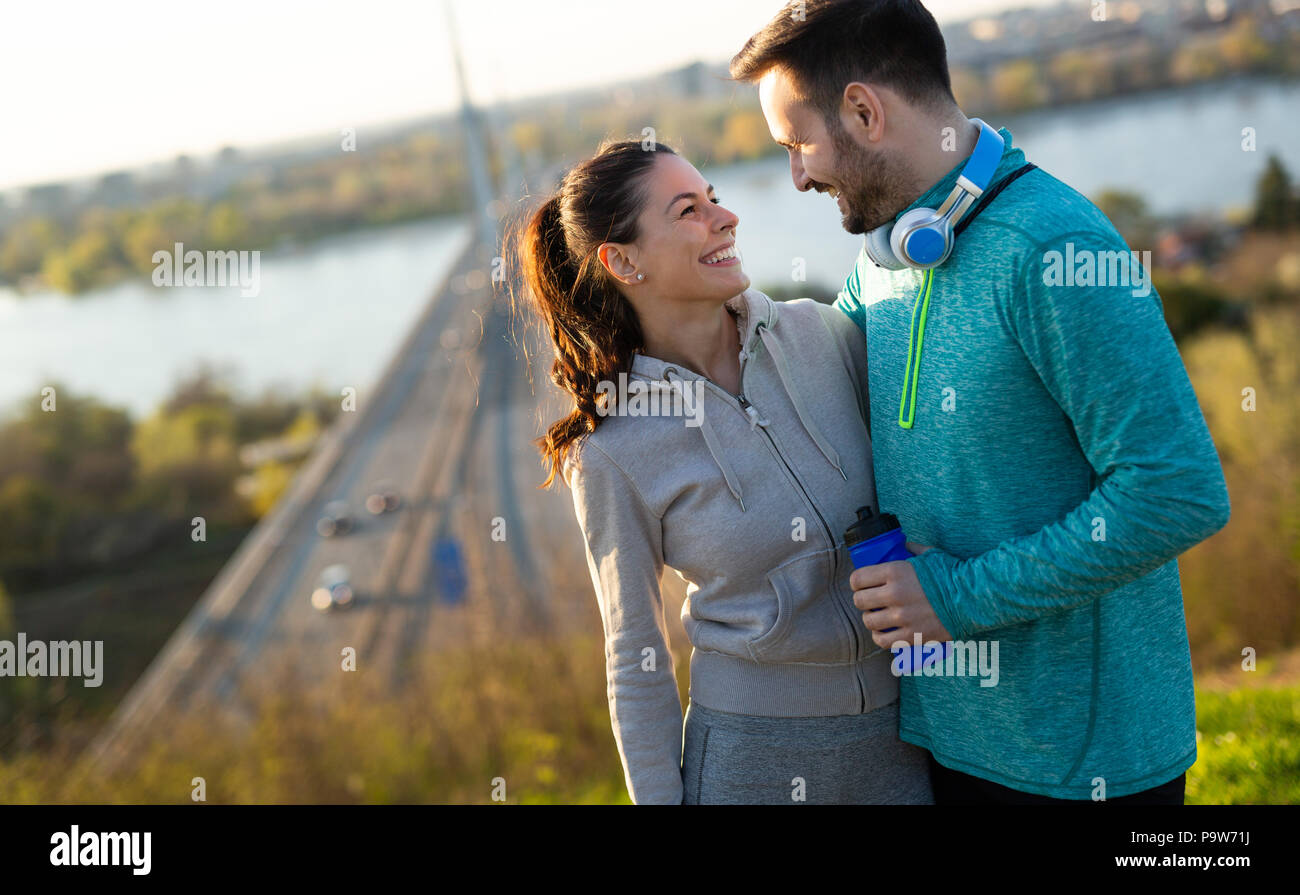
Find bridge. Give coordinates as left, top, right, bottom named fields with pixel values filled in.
left=83, top=3, right=691, bottom=779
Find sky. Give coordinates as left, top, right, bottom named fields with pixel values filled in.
left=0, top=0, right=1066, bottom=191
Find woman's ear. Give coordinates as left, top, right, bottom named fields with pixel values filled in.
left=598, top=242, right=641, bottom=285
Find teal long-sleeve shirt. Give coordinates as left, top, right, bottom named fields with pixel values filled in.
left=835, top=128, right=1231, bottom=799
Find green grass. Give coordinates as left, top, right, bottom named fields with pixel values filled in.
left=2, top=632, right=1296, bottom=804
left=1187, top=684, right=1300, bottom=804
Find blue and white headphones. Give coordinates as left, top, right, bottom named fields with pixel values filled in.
left=864, top=119, right=1004, bottom=271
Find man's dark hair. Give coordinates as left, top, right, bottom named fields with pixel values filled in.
left=730, top=0, right=955, bottom=125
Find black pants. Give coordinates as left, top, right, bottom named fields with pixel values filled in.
left=928, top=753, right=1186, bottom=804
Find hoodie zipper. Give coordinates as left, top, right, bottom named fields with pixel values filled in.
left=727, top=337, right=867, bottom=711
left=736, top=392, right=867, bottom=712
left=668, top=316, right=868, bottom=711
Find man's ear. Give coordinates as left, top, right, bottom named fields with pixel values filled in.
left=598, top=242, right=641, bottom=285
left=841, top=82, right=886, bottom=145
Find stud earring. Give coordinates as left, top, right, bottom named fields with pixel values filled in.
left=636, top=273, right=645, bottom=281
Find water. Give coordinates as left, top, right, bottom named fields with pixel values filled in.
left=707, top=77, right=1300, bottom=294
left=0, top=216, right=470, bottom=421
left=2, top=79, right=1295, bottom=420
left=1000, top=78, right=1300, bottom=217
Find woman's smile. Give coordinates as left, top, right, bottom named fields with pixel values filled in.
left=701, top=243, right=740, bottom=267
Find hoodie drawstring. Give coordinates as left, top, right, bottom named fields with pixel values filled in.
left=662, top=309, right=848, bottom=513
left=756, top=324, right=848, bottom=480
left=666, top=367, right=746, bottom=512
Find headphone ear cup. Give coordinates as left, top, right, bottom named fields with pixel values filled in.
left=865, top=223, right=906, bottom=271
left=890, top=208, right=950, bottom=269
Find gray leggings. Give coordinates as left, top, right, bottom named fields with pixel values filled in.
left=680, top=700, right=934, bottom=805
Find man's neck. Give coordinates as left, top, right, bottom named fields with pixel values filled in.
left=906, top=111, right=980, bottom=200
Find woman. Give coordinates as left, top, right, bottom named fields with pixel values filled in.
left=510, top=139, right=933, bottom=805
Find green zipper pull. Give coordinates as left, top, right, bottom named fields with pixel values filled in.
left=897, top=268, right=935, bottom=430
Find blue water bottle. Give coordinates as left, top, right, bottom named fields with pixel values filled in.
left=843, top=506, right=951, bottom=674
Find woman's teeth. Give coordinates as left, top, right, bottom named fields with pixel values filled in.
left=703, top=246, right=738, bottom=264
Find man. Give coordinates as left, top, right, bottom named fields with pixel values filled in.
left=731, top=0, right=1230, bottom=804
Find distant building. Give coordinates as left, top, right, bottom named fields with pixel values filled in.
left=24, top=183, right=69, bottom=216
left=93, top=171, right=137, bottom=207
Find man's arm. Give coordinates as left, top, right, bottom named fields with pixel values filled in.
left=833, top=249, right=868, bottom=336
left=908, top=229, right=1231, bottom=640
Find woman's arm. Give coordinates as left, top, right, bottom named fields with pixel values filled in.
left=567, top=440, right=684, bottom=805
left=816, top=300, right=871, bottom=436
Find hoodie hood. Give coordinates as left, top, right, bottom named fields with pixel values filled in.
left=627, top=289, right=845, bottom=510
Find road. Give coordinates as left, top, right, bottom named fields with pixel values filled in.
left=84, top=228, right=634, bottom=773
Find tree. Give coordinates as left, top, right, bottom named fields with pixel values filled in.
left=949, top=66, right=989, bottom=113
left=1219, top=15, right=1273, bottom=72
left=0, top=217, right=63, bottom=282
left=1253, top=155, right=1296, bottom=231
left=0, top=577, right=13, bottom=637
left=990, top=59, right=1048, bottom=113
left=161, top=364, right=235, bottom=416
left=1095, top=190, right=1156, bottom=250
left=0, top=476, right=64, bottom=570
left=1049, top=50, right=1114, bottom=104
left=1170, top=43, right=1224, bottom=84
left=205, top=202, right=251, bottom=247
left=716, top=111, right=776, bottom=165
left=41, top=228, right=115, bottom=294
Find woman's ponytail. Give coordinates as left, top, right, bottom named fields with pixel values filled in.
left=508, top=139, right=677, bottom=488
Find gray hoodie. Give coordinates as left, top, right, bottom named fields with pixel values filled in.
left=565, top=288, right=897, bottom=805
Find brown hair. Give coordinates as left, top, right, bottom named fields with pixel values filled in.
left=508, top=138, right=678, bottom=487
left=730, top=0, right=954, bottom=127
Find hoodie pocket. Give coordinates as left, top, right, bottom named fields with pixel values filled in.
left=747, top=547, right=853, bottom=664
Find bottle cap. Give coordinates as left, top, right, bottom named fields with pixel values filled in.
left=843, top=505, right=902, bottom=547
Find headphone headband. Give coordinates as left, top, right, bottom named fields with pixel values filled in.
left=865, top=119, right=1005, bottom=270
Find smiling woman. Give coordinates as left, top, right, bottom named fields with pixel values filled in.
left=508, top=137, right=933, bottom=805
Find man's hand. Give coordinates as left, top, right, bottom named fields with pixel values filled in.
left=850, top=542, right=953, bottom=648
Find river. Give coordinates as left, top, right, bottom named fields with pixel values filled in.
left=2, top=77, right=1295, bottom=421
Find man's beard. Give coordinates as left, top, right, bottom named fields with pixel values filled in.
left=817, top=120, right=915, bottom=235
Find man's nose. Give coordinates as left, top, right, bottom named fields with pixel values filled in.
left=790, top=152, right=812, bottom=192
